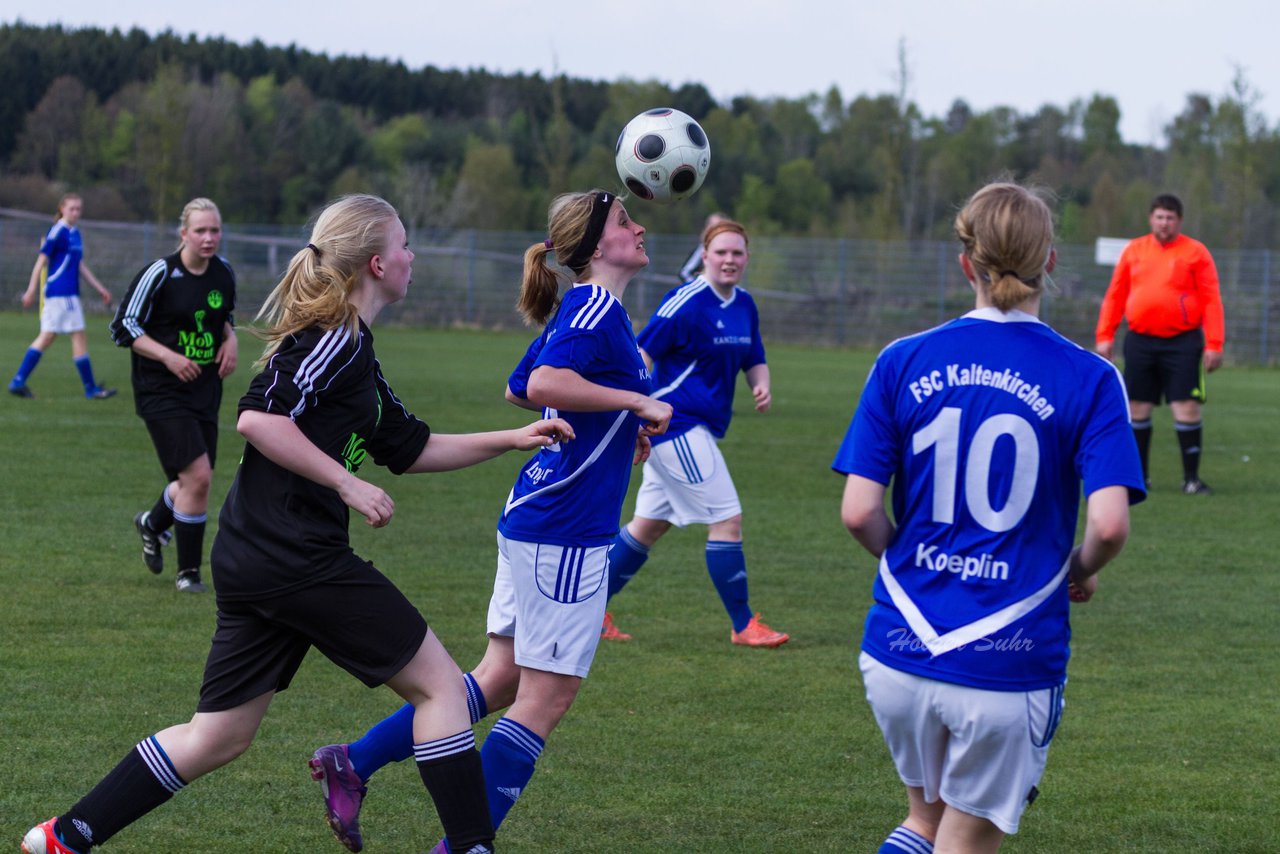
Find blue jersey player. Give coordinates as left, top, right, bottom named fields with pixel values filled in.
left=307, top=190, right=671, bottom=853
left=9, top=193, right=116, bottom=399
left=834, top=182, right=1145, bottom=853
left=602, top=219, right=789, bottom=647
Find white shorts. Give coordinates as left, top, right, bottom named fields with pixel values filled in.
left=486, top=533, right=609, bottom=678
left=40, top=295, right=85, bottom=334
left=634, top=425, right=742, bottom=527
left=859, top=652, right=1063, bottom=834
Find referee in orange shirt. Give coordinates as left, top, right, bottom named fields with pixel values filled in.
left=1096, top=193, right=1224, bottom=495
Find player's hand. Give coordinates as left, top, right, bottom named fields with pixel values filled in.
left=1068, top=575, right=1098, bottom=603
left=1067, top=545, right=1099, bottom=602
left=633, top=433, right=651, bottom=465
left=1204, top=349, right=1224, bottom=373
left=753, top=384, right=772, bottom=413
left=100, top=290, right=112, bottom=307
left=515, top=417, right=574, bottom=450
left=165, top=351, right=201, bottom=382
left=1095, top=340, right=1115, bottom=362
left=20, top=290, right=35, bottom=309
left=339, top=475, right=395, bottom=528
left=216, top=338, right=238, bottom=379
left=635, top=397, right=672, bottom=437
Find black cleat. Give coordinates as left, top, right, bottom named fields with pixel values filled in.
left=8, top=385, right=34, bottom=398
left=87, top=386, right=117, bottom=399
left=135, top=511, right=169, bottom=574
left=1182, top=478, right=1213, bottom=495
left=175, top=569, right=208, bottom=593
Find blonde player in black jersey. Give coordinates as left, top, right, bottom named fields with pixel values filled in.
left=24, top=194, right=571, bottom=854
left=110, top=198, right=238, bottom=593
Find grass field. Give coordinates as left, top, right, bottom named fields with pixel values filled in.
left=1, top=311, right=1277, bottom=853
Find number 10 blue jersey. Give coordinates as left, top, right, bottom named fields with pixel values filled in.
left=833, top=309, right=1145, bottom=691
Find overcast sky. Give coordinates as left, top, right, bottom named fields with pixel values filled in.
left=8, top=1, right=1278, bottom=146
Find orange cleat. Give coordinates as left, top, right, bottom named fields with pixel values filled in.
left=731, top=613, right=789, bottom=648
left=600, top=611, right=632, bottom=642
left=22, top=818, right=86, bottom=854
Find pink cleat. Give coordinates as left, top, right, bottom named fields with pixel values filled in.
left=308, top=744, right=368, bottom=852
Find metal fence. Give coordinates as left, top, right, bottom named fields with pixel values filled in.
left=2, top=208, right=1275, bottom=364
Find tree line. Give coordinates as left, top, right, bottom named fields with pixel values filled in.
left=2, top=22, right=1278, bottom=248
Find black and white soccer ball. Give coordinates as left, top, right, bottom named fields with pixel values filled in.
left=615, top=108, right=711, bottom=203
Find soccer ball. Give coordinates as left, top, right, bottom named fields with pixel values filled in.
left=615, top=108, right=711, bottom=203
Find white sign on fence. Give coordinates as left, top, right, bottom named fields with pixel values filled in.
left=1095, top=237, right=1130, bottom=266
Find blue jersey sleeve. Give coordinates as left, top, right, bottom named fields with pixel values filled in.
left=636, top=310, right=680, bottom=361
left=743, top=296, right=766, bottom=369
left=833, top=358, right=898, bottom=485
left=507, top=333, right=545, bottom=400
left=1077, top=363, right=1147, bottom=503
left=39, top=224, right=67, bottom=259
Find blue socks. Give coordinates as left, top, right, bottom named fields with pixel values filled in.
left=878, top=825, right=934, bottom=853
left=10, top=347, right=42, bottom=389
left=610, top=530, right=755, bottom=632
left=606, top=526, right=649, bottom=598
left=479, top=717, right=544, bottom=830
left=706, top=540, right=752, bottom=632
left=74, top=354, right=99, bottom=395
left=464, top=671, right=488, bottom=723
left=347, top=673, right=488, bottom=781
left=348, top=702, right=414, bottom=781
left=9, top=350, right=104, bottom=396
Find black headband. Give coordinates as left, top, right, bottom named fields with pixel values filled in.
left=564, top=192, right=613, bottom=273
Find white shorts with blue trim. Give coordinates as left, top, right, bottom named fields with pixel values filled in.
left=486, top=532, right=609, bottom=678
left=634, top=425, right=741, bottom=527
left=859, top=652, right=1063, bottom=834
left=40, top=295, right=85, bottom=334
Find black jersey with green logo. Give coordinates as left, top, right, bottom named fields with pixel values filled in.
left=211, top=321, right=430, bottom=600
left=110, top=252, right=237, bottom=421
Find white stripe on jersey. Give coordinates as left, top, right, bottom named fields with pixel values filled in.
left=652, top=359, right=697, bottom=400
left=118, top=258, right=169, bottom=341
left=288, top=327, right=358, bottom=419
left=656, top=277, right=709, bottom=318
left=878, top=552, right=1070, bottom=658
left=137, top=737, right=184, bottom=793
left=503, top=410, right=630, bottom=514
left=569, top=284, right=616, bottom=329
left=47, top=256, right=71, bottom=285
left=373, top=356, right=415, bottom=421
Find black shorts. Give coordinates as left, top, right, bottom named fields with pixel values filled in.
left=196, top=556, right=428, bottom=712
left=145, top=417, right=219, bottom=481
left=1123, top=329, right=1207, bottom=405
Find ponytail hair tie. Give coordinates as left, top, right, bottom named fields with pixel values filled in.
left=307, top=243, right=322, bottom=258
left=543, top=239, right=554, bottom=250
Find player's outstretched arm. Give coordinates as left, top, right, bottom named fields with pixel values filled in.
left=505, top=384, right=544, bottom=412
left=841, top=474, right=894, bottom=559
left=407, top=418, right=574, bottom=474
left=238, top=409, right=395, bottom=527
left=528, top=366, right=672, bottom=436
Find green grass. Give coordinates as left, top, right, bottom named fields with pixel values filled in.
left=1, top=311, right=1276, bottom=853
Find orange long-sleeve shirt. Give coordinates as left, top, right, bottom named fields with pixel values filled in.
left=1096, top=233, right=1225, bottom=351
